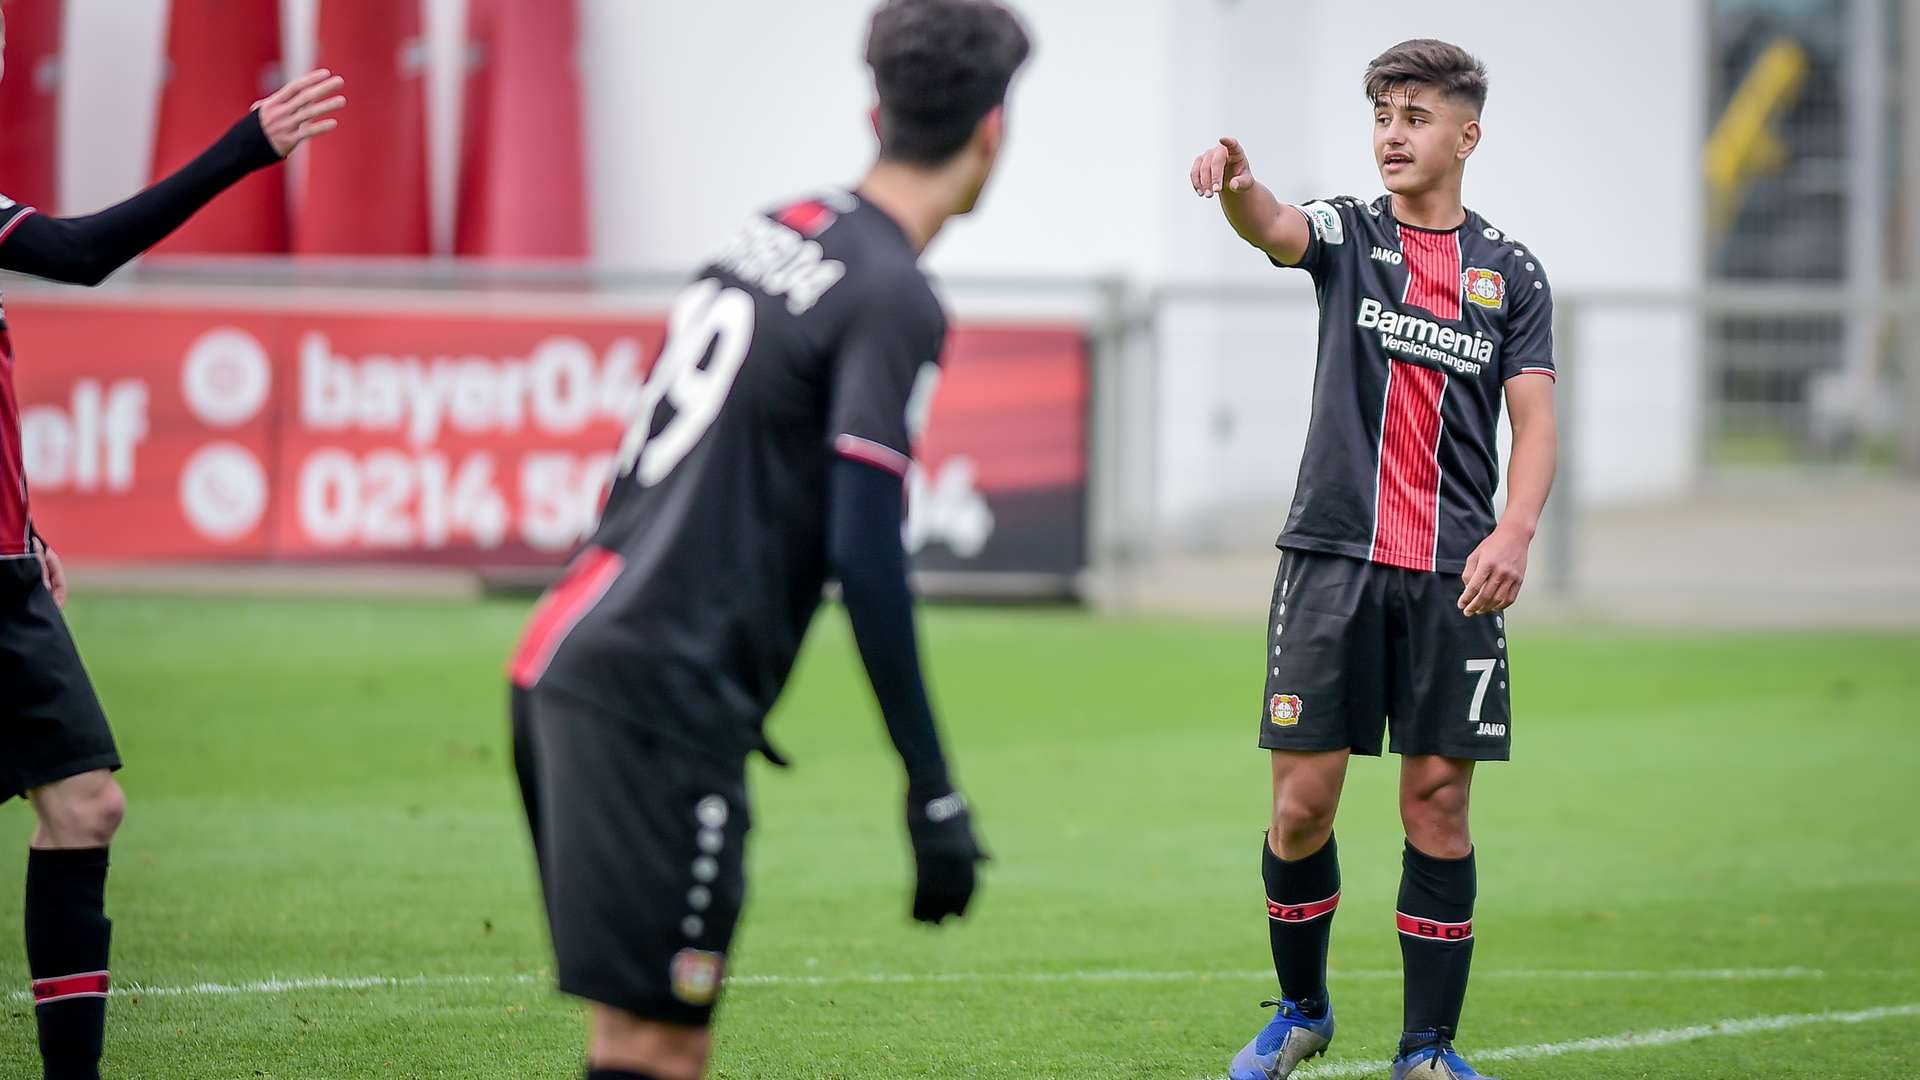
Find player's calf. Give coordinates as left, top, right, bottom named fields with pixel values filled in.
left=24, top=770, right=122, bottom=1080
left=1396, top=758, right=1480, bottom=1071
left=588, top=1006, right=711, bottom=1080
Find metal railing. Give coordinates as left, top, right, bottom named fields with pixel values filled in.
left=28, top=261, right=1914, bottom=602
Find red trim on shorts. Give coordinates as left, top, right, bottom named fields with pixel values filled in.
left=1267, top=890, right=1341, bottom=923
left=32, top=970, right=110, bottom=1005
left=508, top=546, right=625, bottom=689
left=1396, top=911, right=1473, bottom=941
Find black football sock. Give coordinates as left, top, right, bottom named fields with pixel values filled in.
left=1262, top=831, right=1339, bottom=1017
left=587, top=1070, right=668, bottom=1080
left=1396, top=840, right=1476, bottom=1055
left=26, top=847, right=112, bottom=1080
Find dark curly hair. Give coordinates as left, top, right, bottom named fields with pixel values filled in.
left=865, top=0, right=1032, bottom=166
left=1363, top=39, right=1488, bottom=115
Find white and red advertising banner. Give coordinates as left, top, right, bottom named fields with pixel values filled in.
left=13, top=295, right=1087, bottom=580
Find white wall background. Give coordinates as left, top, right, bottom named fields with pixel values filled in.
left=51, top=0, right=1707, bottom=535
left=1141, top=0, right=1707, bottom=539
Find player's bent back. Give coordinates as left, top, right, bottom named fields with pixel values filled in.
left=510, top=192, right=943, bottom=764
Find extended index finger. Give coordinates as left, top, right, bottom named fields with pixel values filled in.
left=1219, top=136, right=1244, bottom=161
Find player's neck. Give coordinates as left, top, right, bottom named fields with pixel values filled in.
left=1390, top=182, right=1466, bottom=231
left=857, top=164, right=959, bottom=256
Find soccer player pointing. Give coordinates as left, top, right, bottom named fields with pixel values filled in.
left=0, top=50, right=344, bottom=1080
left=1192, top=41, right=1556, bottom=1080
left=505, top=3, right=1028, bottom=1078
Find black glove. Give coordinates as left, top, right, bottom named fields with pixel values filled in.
left=905, top=788, right=987, bottom=924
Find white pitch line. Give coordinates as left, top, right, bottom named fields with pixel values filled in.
left=4, top=965, right=1882, bottom=1004
left=728, top=966, right=1842, bottom=986
left=108, top=973, right=537, bottom=999
left=1204, top=1002, right=1920, bottom=1080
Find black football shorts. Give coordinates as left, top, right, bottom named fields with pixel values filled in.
left=510, top=683, right=751, bottom=1027
left=1258, top=548, right=1513, bottom=760
left=1, top=560, right=120, bottom=803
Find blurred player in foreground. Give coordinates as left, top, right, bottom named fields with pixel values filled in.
left=0, top=40, right=345, bottom=1080
left=505, top=2, right=1029, bottom=1077
left=1190, top=39, right=1557, bottom=1080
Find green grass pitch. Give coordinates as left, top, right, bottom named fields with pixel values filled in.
left=2, top=593, right=1917, bottom=1078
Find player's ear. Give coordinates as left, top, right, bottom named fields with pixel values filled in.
left=1457, top=115, right=1481, bottom=161
left=974, top=105, right=1006, bottom=161
left=870, top=105, right=882, bottom=141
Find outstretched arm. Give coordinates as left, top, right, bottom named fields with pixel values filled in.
left=0, top=70, right=345, bottom=285
left=1190, top=136, right=1311, bottom=264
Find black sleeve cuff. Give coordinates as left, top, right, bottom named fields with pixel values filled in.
left=227, top=110, right=284, bottom=173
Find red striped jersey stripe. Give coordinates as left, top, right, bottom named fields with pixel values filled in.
left=1368, top=225, right=1461, bottom=572
left=508, top=546, right=625, bottom=689
left=0, top=333, right=29, bottom=556
left=1399, top=226, right=1462, bottom=320
left=1369, top=361, right=1448, bottom=571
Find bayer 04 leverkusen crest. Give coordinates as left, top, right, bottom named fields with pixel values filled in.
left=1462, top=267, right=1505, bottom=309
left=1269, top=694, right=1303, bottom=727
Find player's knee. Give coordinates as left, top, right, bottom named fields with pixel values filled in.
left=1271, top=792, right=1337, bottom=852
left=1415, top=780, right=1469, bottom=821
left=91, top=781, right=128, bottom=841
left=32, top=772, right=125, bottom=847
left=1401, top=783, right=1470, bottom=854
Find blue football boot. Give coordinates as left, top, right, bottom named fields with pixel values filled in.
left=1388, top=1034, right=1499, bottom=1080
left=1227, top=997, right=1335, bottom=1080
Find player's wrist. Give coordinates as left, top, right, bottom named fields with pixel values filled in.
left=1496, top=515, right=1538, bottom=541
left=905, top=770, right=958, bottom=806
left=233, top=108, right=284, bottom=167
left=906, top=789, right=983, bottom=864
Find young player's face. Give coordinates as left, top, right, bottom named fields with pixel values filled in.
left=1372, top=87, right=1479, bottom=194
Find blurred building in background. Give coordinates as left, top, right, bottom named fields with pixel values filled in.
left=5, top=0, right=1915, bottom=625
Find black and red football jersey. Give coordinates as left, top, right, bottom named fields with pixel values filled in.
left=0, top=196, right=41, bottom=562
left=510, top=190, right=946, bottom=760
left=1272, top=194, right=1554, bottom=574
